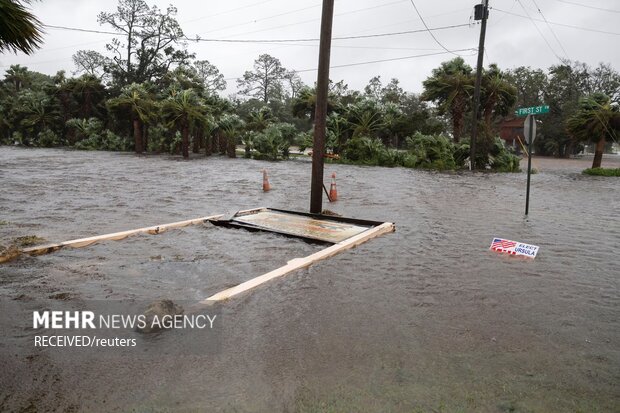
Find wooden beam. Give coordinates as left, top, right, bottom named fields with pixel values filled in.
left=20, top=214, right=225, bottom=256
left=201, top=222, right=395, bottom=303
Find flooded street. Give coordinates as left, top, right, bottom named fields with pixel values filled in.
left=1, top=147, right=618, bottom=412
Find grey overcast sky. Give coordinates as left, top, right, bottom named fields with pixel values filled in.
left=1, top=0, right=619, bottom=96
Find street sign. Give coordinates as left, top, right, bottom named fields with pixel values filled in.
left=515, top=105, right=549, bottom=117
left=523, top=114, right=536, bottom=144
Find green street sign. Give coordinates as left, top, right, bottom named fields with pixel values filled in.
left=515, top=105, right=549, bottom=117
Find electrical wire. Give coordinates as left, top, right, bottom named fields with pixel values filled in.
left=223, top=48, right=476, bottom=81
left=515, top=0, right=562, bottom=61
left=187, top=23, right=470, bottom=43
left=407, top=0, right=463, bottom=56
left=555, top=0, right=620, bottom=13
left=491, top=7, right=620, bottom=35
left=215, top=0, right=407, bottom=39
left=44, top=21, right=470, bottom=44
left=530, top=0, right=569, bottom=59
left=182, top=0, right=280, bottom=24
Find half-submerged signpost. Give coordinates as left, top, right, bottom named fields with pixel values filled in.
left=515, top=105, right=549, bottom=215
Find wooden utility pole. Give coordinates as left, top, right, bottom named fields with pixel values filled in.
left=310, top=0, right=335, bottom=214
left=469, top=0, right=489, bottom=169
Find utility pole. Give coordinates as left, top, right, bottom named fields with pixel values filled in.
left=310, top=0, right=335, bottom=214
left=469, top=0, right=489, bottom=170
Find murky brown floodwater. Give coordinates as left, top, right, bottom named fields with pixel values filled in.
left=0, top=147, right=618, bottom=412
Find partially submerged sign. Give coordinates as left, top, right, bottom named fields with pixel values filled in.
left=490, top=238, right=539, bottom=258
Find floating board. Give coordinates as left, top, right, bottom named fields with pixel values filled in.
left=490, top=237, right=539, bottom=258
left=202, top=220, right=394, bottom=303
left=209, top=208, right=385, bottom=244
left=17, top=214, right=224, bottom=257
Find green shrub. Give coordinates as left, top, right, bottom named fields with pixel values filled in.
left=146, top=124, right=170, bottom=153
left=405, top=132, right=456, bottom=170
left=66, top=118, right=104, bottom=148
left=343, top=136, right=385, bottom=164
left=583, top=167, right=620, bottom=176
left=252, top=124, right=291, bottom=160
left=36, top=128, right=61, bottom=147
left=488, top=138, right=521, bottom=172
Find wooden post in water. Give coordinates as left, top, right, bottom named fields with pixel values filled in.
left=310, top=0, right=335, bottom=214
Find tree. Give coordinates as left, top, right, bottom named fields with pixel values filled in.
left=4, top=64, right=28, bottom=92
left=566, top=93, right=620, bottom=168
left=72, top=50, right=111, bottom=82
left=97, top=0, right=193, bottom=86
left=107, top=83, right=155, bottom=153
left=422, top=58, right=474, bottom=143
left=481, top=64, right=517, bottom=129
left=381, top=78, right=406, bottom=104
left=237, top=54, right=287, bottom=103
left=346, top=99, right=384, bottom=139
left=364, top=76, right=383, bottom=100
left=216, top=113, right=244, bottom=158
left=504, top=66, right=547, bottom=108
left=0, top=0, right=43, bottom=54
left=192, top=60, right=226, bottom=94
left=161, top=89, right=208, bottom=158
left=246, top=106, right=273, bottom=132
left=70, top=75, right=107, bottom=118
left=284, top=70, right=304, bottom=99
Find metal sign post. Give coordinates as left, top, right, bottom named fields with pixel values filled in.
left=516, top=105, right=547, bottom=216
left=524, top=114, right=536, bottom=215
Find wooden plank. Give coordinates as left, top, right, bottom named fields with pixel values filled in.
left=201, top=222, right=395, bottom=303
left=20, top=214, right=225, bottom=256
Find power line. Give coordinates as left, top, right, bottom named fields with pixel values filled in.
left=188, top=23, right=470, bottom=43
left=516, top=0, right=562, bottom=61
left=182, top=0, right=280, bottom=24
left=44, top=24, right=117, bottom=35
left=530, top=0, right=569, bottom=59
left=555, top=0, right=620, bottom=13
left=43, top=21, right=470, bottom=44
left=198, top=2, right=322, bottom=36
left=214, top=0, right=407, bottom=39
left=407, top=0, right=462, bottom=56
left=491, top=7, right=620, bottom=35
left=224, top=48, right=476, bottom=81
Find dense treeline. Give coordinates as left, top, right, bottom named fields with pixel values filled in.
left=1, top=0, right=618, bottom=170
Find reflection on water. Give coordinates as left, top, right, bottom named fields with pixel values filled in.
left=0, top=147, right=618, bottom=412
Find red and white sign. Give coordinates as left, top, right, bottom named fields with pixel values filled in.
left=490, top=238, right=539, bottom=258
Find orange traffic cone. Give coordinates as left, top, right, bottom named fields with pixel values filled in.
left=329, top=172, right=338, bottom=202
left=262, top=169, right=271, bottom=192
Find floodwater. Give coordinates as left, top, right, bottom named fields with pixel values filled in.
left=0, top=147, right=618, bottom=412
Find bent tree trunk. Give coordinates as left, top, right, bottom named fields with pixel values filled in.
left=133, top=118, right=143, bottom=154
left=182, top=125, right=190, bottom=159
left=592, top=136, right=605, bottom=168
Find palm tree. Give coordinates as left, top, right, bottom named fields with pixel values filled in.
left=291, top=86, right=336, bottom=123
left=216, top=114, right=245, bottom=158
left=481, top=64, right=517, bottom=129
left=161, top=89, right=208, bottom=158
left=566, top=93, right=620, bottom=168
left=20, top=93, right=58, bottom=136
left=422, top=57, right=474, bottom=142
left=292, top=87, right=317, bottom=121
left=71, top=74, right=106, bottom=118
left=246, top=106, right=273, bottom=132
left=4, top=64, right=29, bottom=92
left=346, top=99, right=384, bottom=138
left=0, top=0, right=43, bottom=55
left=107, top=83, right=155, bottom=154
